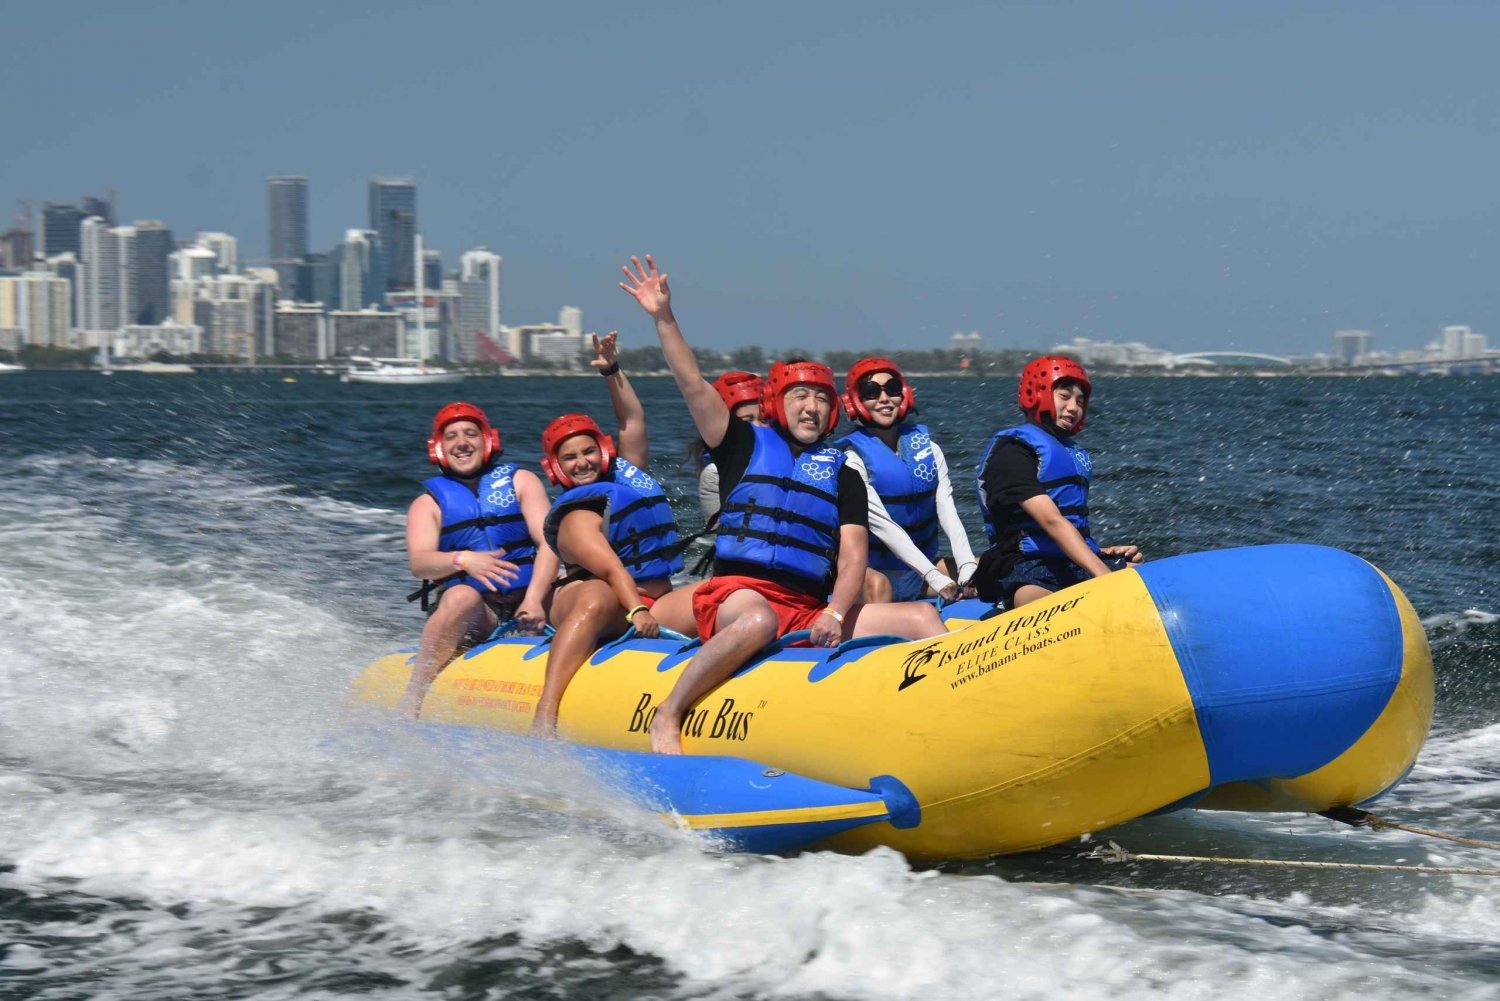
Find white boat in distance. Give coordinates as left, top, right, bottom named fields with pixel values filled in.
left=0, top=362, right=25, bottom=374
left=341, top=357, right=464, bottom=385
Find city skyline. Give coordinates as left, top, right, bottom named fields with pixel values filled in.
left=4, top=3, right=1500, bottom=355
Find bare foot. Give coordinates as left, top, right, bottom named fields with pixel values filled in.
left=530, top=703, right=559, bottom=738
left=648, top=713, right=684, bottom=755
left=395, top=685, right=426, bottom=720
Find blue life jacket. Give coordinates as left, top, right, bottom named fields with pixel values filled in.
left=544, top=457, right=683, bottom=583
left=425, top=462, right=537, bottom=595
left=975, top=423, right=1100, bottom=557
left=715, top=425, right=845, bottom=588
left=839, top=423, right=941, bottom=573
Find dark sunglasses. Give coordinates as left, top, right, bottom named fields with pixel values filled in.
left=858, top=377, right=904, bottom=401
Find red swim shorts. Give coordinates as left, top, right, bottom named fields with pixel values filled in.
left=692, top=575, right=825, bottom=640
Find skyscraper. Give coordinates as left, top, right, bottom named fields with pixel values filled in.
left=196, top=232, right=238, bottom=274
left=268, top=176, right=309, bottom=293
left=82, top=194, right=115, bottom=227
left=41, top=203, right=85, bottom=257
left=334, top=229, right=385, bottom=310
left=368, top=177, right=416, bottom=290
left=458, top=248, right=502, bottom=362
left=80, top=217, right=127, bottom=333
left=132, top=221, right=174, bottom=326
left=0, top=226, right=34, bottom=270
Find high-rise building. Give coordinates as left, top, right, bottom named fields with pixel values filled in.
left=131, top=221, right=173, bottom=325
left=274, top=302, right=327, bottom=359
left=1440, top=325, right=1471, bottom=359
left=172, top=246, right=218, bottom=281
left=45, top=252, right=81, bottom=324
left=422, top=248, right=442, bottom=292
left=368, top=177, right=417, bottom=290
left=41, top=203, right=85, bottom=258
left=457, top=248, right=502, bottom=362
left=82, top=195, right=115, bottom=227
left=329, top=309, right=402, bottom=357
left=196, top=232, right=238, bottom=274
left=268, top=176, right=309, bottom=293
left=558, top=306, right=583, bottom=338
left=80, top=219, right=137, bottom=334
left=1333, top=329, right=1372, bottom=366
left=0, top=271, right=73, bottom=347
left=296, top=252, right=336, bottom=307
left=335, top=229, right=385, bottom=310
left=1, top=227, right=34, bottom=269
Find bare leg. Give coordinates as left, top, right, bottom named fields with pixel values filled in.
left=862, top=567, right=893, bottom=603
left=843, top=599, right=947, bottom=640
left=398, top=586, right=496, bottom=718
left=1010, top=584, right=1054, bottom=608
left=648, top=580, right=702, bottom=638
left=532, top=579, right=625, bottom=737
left=648, top=588, right=778, bottom=754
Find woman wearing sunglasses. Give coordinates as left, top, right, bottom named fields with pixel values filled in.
left=837, top=358, right=978, bottom=603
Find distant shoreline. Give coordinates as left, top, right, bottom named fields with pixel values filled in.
left=6, top=365, right=1489, bottom=378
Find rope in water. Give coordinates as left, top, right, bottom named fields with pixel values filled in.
left=1319, top=806, right=1500, bottom=851
left=1093, top=841, right=1500, bottom=876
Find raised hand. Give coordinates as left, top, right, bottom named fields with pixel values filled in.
left=590, top=330, right=620, bottom=372
left=619, top=254, right=672, bottom=319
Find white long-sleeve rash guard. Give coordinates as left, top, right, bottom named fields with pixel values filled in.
left=843, top=440, right=978, bottom=593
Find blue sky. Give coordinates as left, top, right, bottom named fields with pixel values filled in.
left=4, top=1, right=1497, bottom=355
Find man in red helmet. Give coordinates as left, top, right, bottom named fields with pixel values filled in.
left=621, top=254, right=946, bottom=754
left=399, top=402, right=557, bottom=716
left=972, top=355, right=1143, bottom=609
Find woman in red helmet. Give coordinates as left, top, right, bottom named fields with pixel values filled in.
left=398, top=401, right=558, bottom=716
left=532, top=331, right=700, bottom=736
left=621, top=254, right=946, bottom=754
left=691, top=370, right=765, bottom=520
left=837, top=357, right=979, bottom=603
left=973, top=355, right=1143, bottom=608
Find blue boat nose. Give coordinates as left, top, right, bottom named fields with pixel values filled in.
left=1136, top=544, right=1405, bottom=786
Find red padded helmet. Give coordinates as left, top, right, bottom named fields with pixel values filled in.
left=427, top=401, right=502, bottom=469
left=712, top=370, right=764, bottom=417
left=540, top=413, right=616, bottom=488
left=841, top=356, right=916, bottom=423
left=1018, top=355, right=1091, bottom=432
left=761, top=360, right=840, bottom=438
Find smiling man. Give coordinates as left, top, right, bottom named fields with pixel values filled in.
left=398, top=402, right=556, bottom=717
left=620, top=254, right=946, bottom=754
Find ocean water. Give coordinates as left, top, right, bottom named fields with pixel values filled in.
left=0, top=370, right=1496, bottom=1000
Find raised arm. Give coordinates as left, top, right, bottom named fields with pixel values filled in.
left=619, top=254, right=730, bottom=448
left=591, top=330, right=648, bottom=469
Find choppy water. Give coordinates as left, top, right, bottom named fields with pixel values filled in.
left=0, top=371, right=1496, bottom=1000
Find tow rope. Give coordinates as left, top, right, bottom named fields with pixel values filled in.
left=1092, top=840, right=1500, bottom=876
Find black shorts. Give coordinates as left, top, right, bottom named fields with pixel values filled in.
left=997, top=553, right=1131, bottom=605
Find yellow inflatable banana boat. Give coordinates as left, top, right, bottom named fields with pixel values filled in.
left=351, top=544, right=1432, bottom=861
